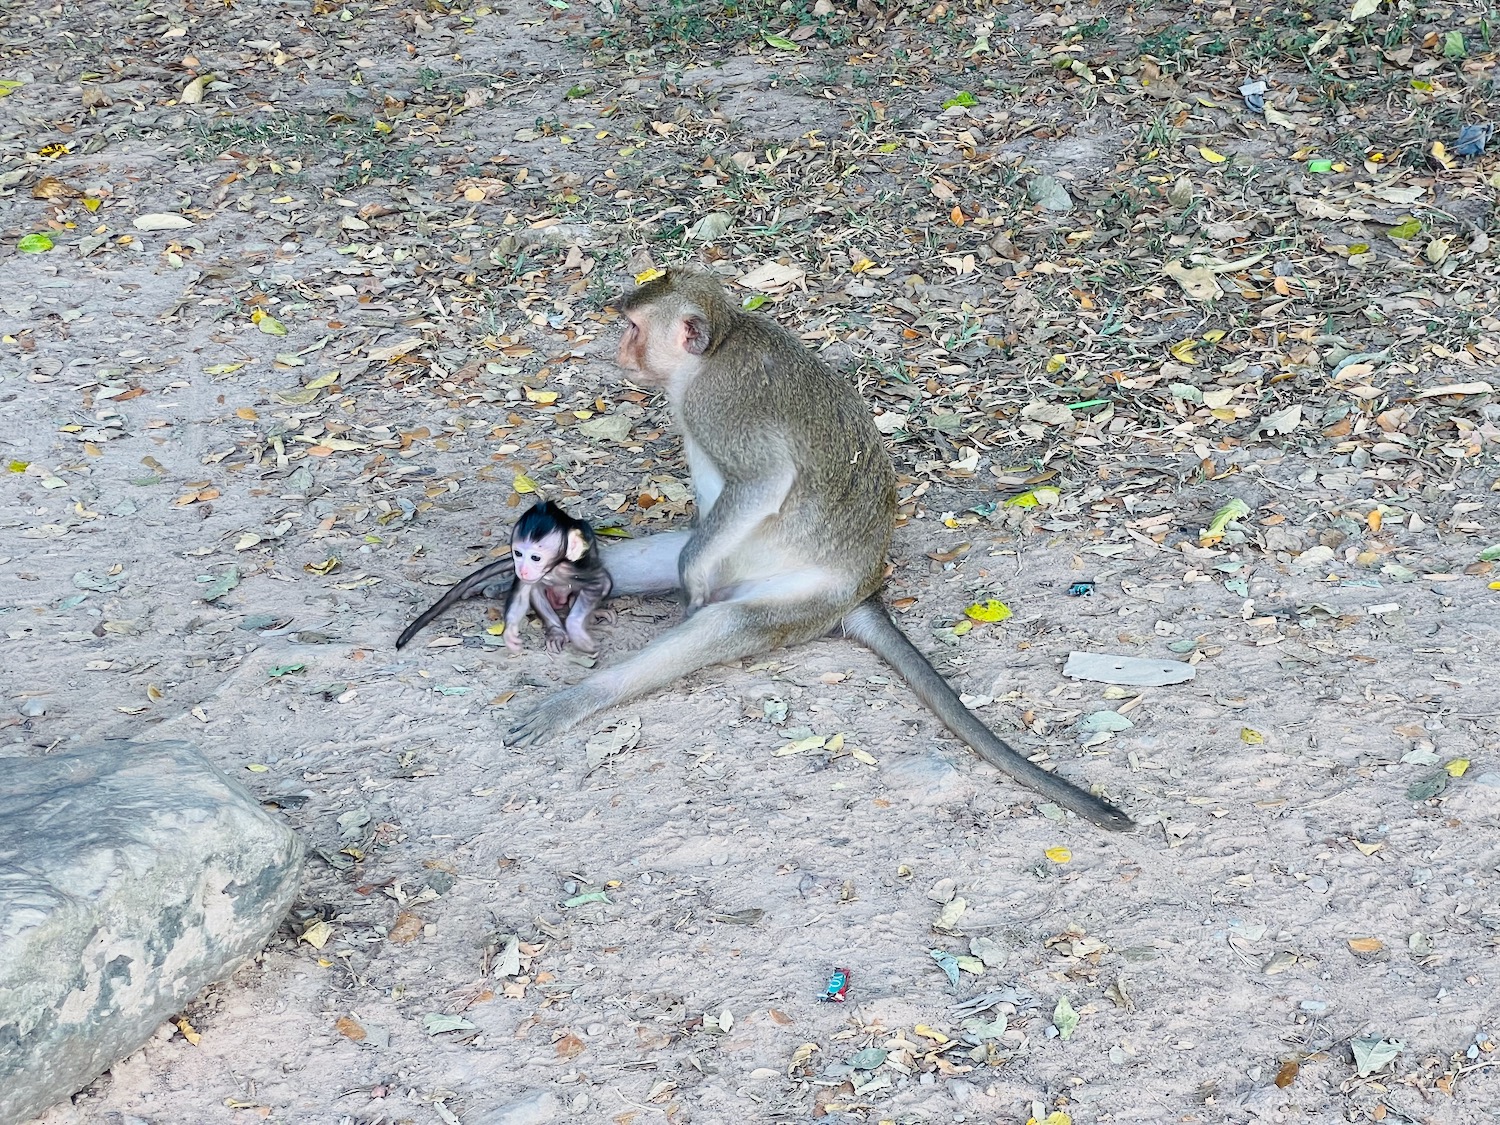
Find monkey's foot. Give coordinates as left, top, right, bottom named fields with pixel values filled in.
left=594, top=607, right=617, bottom=625
left=545, top=629, right=568, bottom=654
left=507, top=686, right=599, bottom=748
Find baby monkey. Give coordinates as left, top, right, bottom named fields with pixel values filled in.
left=396, top=501, right=613, bottom=655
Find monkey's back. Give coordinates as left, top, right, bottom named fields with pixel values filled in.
left=684, top=313, right=897, bottom=597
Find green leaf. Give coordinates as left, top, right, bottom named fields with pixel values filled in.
left=268, top=663, right=306, bottom=678
left=1351, top=1036, right=1402, bottom=1077
left=1201, top=498, right=1251, bottom=540
left=942, top=91, right=978, bottom=109
left=563, top=890, right=610, bottom=908
left=18, top=233, right=54, bottom=253
left=1442, top=30, right=1465, bottom=58
left=200, top=568, right=240, bottom=602
left=1053, top=996, right=1080, bottom=1040
left=1479, top=544, right=1500, bottom=562
left=742, top=294, right=768, bottom=311
left=1405, top=772, right=1448, bottom=801
left=929, top=948, right=960, bottom=987
left=422, top=1012, right=478, bottom=1034
left=1387, top=217, right=1422, bottom=240
left=763, top=33, right=800, bottom=51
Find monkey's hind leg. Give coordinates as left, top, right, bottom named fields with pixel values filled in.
left=507, top=572, right=844, bottom=748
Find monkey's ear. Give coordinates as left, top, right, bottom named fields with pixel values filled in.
left=565, top=528, right=590, bottom=562
left=679, top=312, right=711, bottom=356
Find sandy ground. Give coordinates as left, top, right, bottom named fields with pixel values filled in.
left=3, top=1, right=1498, bottom=1123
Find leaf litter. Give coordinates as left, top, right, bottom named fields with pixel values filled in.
left=1, top=0, right=1497, bottom=1118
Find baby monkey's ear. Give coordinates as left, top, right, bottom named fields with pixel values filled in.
left=565, top=528, right=590, bottom=562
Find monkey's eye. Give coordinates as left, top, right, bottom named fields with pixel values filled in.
left=529, top=553, right=542, bottom=562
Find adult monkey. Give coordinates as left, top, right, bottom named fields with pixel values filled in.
left=508, top=265, right=1132, bottom=831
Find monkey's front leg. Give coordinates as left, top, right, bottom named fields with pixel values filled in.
left=503, top=580, right=536, bottom=653
left=530, top=585, right=571, bottom=654
left=678, top=477, right=792, bottom=611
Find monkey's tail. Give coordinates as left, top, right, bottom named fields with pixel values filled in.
left=395, top=558, right=516, bottom=650
left=840, top=595, right=1135, bottom=832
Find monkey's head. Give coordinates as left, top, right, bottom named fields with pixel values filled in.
left=617, top=265, right=735, bottom=385
left=512, top=501, right=590, bottom=583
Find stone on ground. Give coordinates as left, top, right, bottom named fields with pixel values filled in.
left=0, top=740, right=303, bottom=1125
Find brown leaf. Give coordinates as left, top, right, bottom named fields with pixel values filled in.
left=388, top=910, right=424, bottom=943
left=335, top=1015, right=367, bottom=1041
left=555, top=1032, right=586, bottom=1059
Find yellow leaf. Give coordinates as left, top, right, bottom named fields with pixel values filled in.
left=964, top=599, right=1013, bottom=623
left=246, top=763, right=270, bottom=773
left=524, top=386, right=559, bottom=405
left=1045, top=354, right=1067, bottom=374
left=204, top=361, right=247, bottom=375
left=304, top=556, right=340, bottom=576
left=1445, top=758, right=1470, bottom=777
left=850, top=257, right=875, bottom=274
left=1347, top=937, right=1384, bottom=954
left=486, top=622, right=506, bottom=635
left=1045, top=846, right=1072, bottom=863
left=1353, top=839, right=1383, bottom=856
left=373, top=120, right=393, bottom=133
left=236, top=406, right=259, bottom=420
left=513, top=472, right=539, bottom=494
left=775, top=735, right=827, bottom=756
left=1201, top=328, right=1226, bottom=343
left=634, top=267, right=665, bottom=284
left=851, top=748, right=878, bottom=765
left=951, top=619, right=973, bottom=636
left=1169, top=338, right=1199, bottom=363
left=1026, top=1114, right=1073, bottom=1125
left=1241, top=727, right=1264, bottom=745
left=83, top=196, right=101, bottom=212
left=175, top=1016, right=202, bottom=1046
left=300, top=920, right=334, bottom=948
left=914, top=1024, right=950, bottom=1043
left=1198, top=145, right=1228, bottom=164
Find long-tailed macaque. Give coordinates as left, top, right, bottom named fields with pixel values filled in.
left=507, top=266, right=1132, bottom=831
left=397, top=501, right=613, bottom=654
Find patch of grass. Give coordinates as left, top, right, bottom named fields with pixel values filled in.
left=1138, top=24, right=1192, bottom=59
left=179, top=112, right=427, bottom=188
left=587, top=0, right=849, bottom=60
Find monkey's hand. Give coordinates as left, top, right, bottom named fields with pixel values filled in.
left=544, top=627, right=568, bottom=655
left=505, top=631, right=524, bottom=653
left=677, top=539, right=716, bottom=614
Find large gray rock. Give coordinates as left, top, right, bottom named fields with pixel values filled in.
left=0, top=740, right=303, bottom=1125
